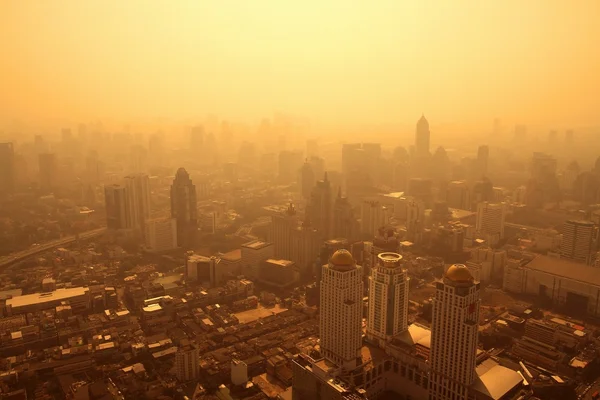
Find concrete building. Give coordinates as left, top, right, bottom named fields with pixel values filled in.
left=367, top=253, right=409, bottom=347
left=430, top=265, right=480, bottom=400
left=504, top=254, right=600, bottom=317
left=170, top=167, right=198, bottom=248
left=447, top=180, right=471, bottom=210
left=175, top=344, right=200, bottom=382
left=300, top=160, right=315, bottom=200
left=476, top=202, right=505, bottom=244
left=0, top=143, right=15, bottom=195
left=241, top=240, right=274, bottom=279
left=259, top=259, right=298, bottom=288
left=124, top=173, right=151, bottom=231
left=560, top=220, right=597, bottom=264
left=360, top=201, right=387, bottom=237
left=320, top=249, right=363, bottom=370
left=104, top=184, right=130, bottom=230
left=270, top=203, right=298, bottom=260
left=38, top=153, right=58, bottom=193
left=144, top=218, right=178, bottom=252
left=5, top=287, right=90, bottom=316
left=307, top=173, right=333, bottom=239
left=186, top=255, right=221, bottom=287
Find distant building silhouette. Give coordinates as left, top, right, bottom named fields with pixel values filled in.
left=0, top=143, right=15, bottom=195
left=170, top=168, right=198, bottom=248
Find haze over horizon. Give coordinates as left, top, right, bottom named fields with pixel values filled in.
left=1, top=0, right=599, bottom=128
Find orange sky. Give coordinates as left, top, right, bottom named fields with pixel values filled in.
left=1, top=1, right=599, bottom=127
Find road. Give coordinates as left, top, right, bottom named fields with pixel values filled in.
left=0, top=227, right=106, bottom=268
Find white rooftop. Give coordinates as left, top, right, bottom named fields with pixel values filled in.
left=473, top=359, right=522, bottom=399
left=5, top=287, right=88, bottom=309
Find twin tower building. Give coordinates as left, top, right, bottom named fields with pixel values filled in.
left=314, top=249, right=481, bottom=400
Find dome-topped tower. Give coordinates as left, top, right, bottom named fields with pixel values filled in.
left=445, top=264, right=474, bottom=283
left=329, top=249, right=356, bottom=271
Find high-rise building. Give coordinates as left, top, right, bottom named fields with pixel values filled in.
left=0, top=143, right=15, bottom=195
left=290, top=222, right=322, bottom=278
left=300, top=160, right=315, bottom=200
left=332, top=189, right=358, bottom=241
left=476, top=145, right=489, bottom=176
left=447, top=180, right=470, bottom=210
left=278, top=150, right=303, bottom=183
left=360, top=200, right=386, bottom=237
left=561, top=220, right=598, bottom=264
left=144, top=218, right=178, bottom=252
left=39, top=153, right=58, bottom=193
left=104, top=184, right=129, bottom=229
left=476, top=202, right=505, bottom=243
left=309, top=156, right=325, bottom=181
left=429, top=264, right=480, bottom=400
left=241, top=240, right=274, bottom=279
left=415, top=115, right=430, bottom=157
left=307, top=173, right=333, bottom=239
left=367, top=252, right=409, bottom=347
left=175, top=344, right=200, bottom=382
left=270, top=203, right=298, bottom=260
left=170, top=168, right=198, bottom=248
left=124, top=173, right=151, bottom=231
left=320, top=249, right=363, bottom=370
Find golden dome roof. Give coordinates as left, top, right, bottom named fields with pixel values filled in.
left=329, top=249, right=355, bottom=271
left=445, top=264, right=474, bottom=283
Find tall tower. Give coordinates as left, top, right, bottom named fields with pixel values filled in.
left=300, top=160, right=315, bottom=200
left=104, top=184, right=129, bottom=229
left=39, top=153, right=58, bottom=193
left=415, top=115, right=430, bottom=156
left=308, top=173, right=333, bottom=239
left=360, top=200, right=386, bottom=237
left=0, top=143, right=15, bottom=196
left=561, top=220, right=597, bottom=264
left=170, top=168, right=198, bottom=248
left=332, top=188, right=358, bottom=241
left=320, top=249, right=363, bottom=370
left=367, top=252, right=409, bottom=347
left=271, top=203, right=298, bottom=260
left=429, top=264, right=480, bottom=400
left=124, top=173, right=151, bottom=231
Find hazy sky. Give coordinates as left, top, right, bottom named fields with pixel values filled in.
left=1, top=1, right=599, bottom=127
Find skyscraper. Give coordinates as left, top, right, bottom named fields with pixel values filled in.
left=320, top=249, right=363, bottom=370
left=0, top=143, right=15, bottom=196
left=104, top=184, right=129, bottom=229
left=476, top=202, right=505, bottom=243
left=124, top=173, right=151, bottom=231
left=476, top=145, right=489, bottom=176
left=367, top=252, right=409, bottom=347
left=39, top=153, right=58, bottom=193
left=170, top=168, right=198, bottom=248
left=332, top=189, right=358, bottom=241
left=446, top=180, right=471, bottom=210
left=307, top=173, right=333, bottom=239
left=561, top=220, right=598, bottom=264
left=300, top=160, right=315, bottom=200
left=270, top=203, right=298, bottom=260
left=415, top=114, right=430, bottom=157
left=429, top=264, right=480, bottom=400
left=360, top=200, right=386, bottom=237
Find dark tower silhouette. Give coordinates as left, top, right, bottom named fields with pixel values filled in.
left=171, top=168, right=198, bottom=248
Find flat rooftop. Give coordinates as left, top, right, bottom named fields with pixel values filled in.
left=265, top=259, right=295, bottom=268
left=220, top=249, right=242, bottom=262
left=525, top=255, right=600, bottom=287
left=6, top=287, right=88, bottom=309
left=242, top=240, right=273, bottom=250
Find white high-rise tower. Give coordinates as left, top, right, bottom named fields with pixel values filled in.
left=367, top=252, right=409, bottom=347
left=429, top=264, right=480, bottom=400
left=320, top=249, right=363, bottom=370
